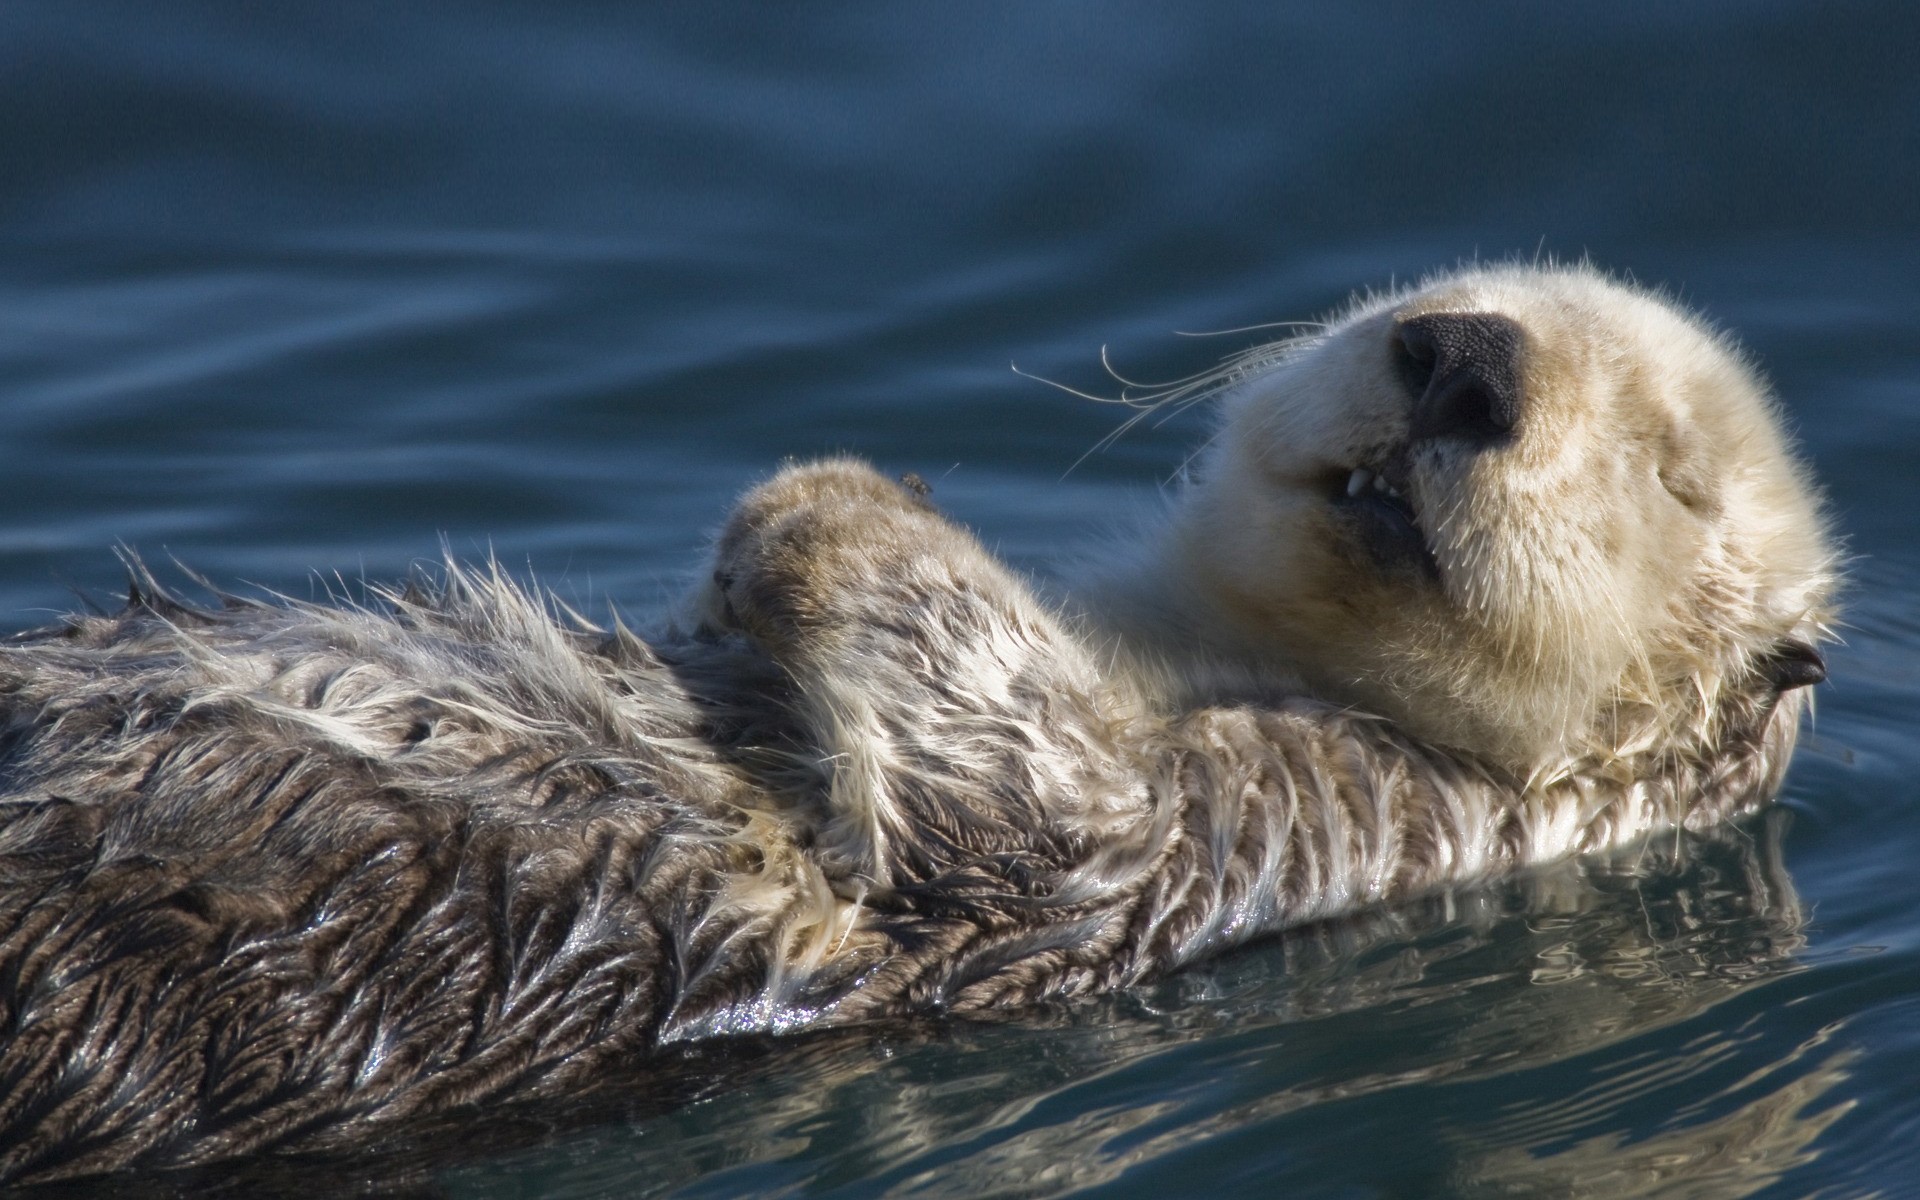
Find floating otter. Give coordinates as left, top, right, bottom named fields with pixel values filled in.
left=0, top=264, right=1833, bottom=1182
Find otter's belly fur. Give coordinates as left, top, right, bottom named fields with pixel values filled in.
left=0, top=519, right=1800, bottom=1183
left=0, top=264, right=1831, bottom=1183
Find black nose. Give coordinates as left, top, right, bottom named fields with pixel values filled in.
left=1393, top=312, right=1526, bottom=446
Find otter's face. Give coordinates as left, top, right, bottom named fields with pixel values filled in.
left=1176, top=266, right=1831, bottom=771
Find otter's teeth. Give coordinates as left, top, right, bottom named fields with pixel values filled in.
left=1369, top=474, right=1405, bottom=501
left=1346, top=468, right=1374, bottom=498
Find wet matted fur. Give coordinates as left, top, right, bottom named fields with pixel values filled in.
left=0, top=264, right=1834, bottom=1182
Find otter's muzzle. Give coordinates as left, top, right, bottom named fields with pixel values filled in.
left=1394, top=312, right=1527, bottom=447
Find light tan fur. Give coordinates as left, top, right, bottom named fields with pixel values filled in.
left=689, top=264, right=1836, bottom=965
left=0, top=262, right=1836, bottom=1181
left=1083, top=263, right=1834, bottom=777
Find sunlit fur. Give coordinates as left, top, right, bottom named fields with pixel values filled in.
left=0, top=265, right=1833, bottom=1182
left=1085, top=263, right=1835, bottom=777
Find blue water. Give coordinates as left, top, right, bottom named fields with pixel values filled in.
left=5, top=3, right=1918, bottom=1196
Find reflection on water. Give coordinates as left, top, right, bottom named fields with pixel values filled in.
left=1456, top=1047, right=1858, bottom=1199
left=24, top=818, right=1822, bottom=1200
left=405, top=814, right=1840, bottom=1199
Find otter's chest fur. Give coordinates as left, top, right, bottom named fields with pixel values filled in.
left=0, top=552, right=1798, bottom=1184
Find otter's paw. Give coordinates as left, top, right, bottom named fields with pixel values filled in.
left=699, top=457, right=937, bottom=649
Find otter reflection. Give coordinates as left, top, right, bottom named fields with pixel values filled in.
left=475, top=817, right=1848, bottom=1200
left=679, top=815, right=1838, bottom=1200
left=83, top=813, right=1835, bottom=1200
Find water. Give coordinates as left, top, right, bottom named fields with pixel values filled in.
left=4, top=3, right=1917, bottom=1196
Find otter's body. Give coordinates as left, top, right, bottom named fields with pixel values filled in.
left=0, top=265, right=1833, bottom=1182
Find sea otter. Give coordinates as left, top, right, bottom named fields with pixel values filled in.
left=0, top=264, right=1833, bottom=1182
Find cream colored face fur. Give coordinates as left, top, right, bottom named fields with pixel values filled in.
left=1159, top=265, right=1832, bottom=772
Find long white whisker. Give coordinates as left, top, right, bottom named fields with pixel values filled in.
left=1173, top=319, right=1328, bottom=338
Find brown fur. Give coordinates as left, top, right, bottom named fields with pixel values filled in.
left=0, top=265, right=1832, bottom=1183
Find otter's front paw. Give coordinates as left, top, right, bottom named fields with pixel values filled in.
left=699, top=458, right=935, bottom=649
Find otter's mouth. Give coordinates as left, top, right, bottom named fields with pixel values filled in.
left=1329, top=460, right=1440, bottom=580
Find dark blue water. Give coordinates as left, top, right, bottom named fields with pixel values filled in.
left=5, top=3, right=1917, bottom=1196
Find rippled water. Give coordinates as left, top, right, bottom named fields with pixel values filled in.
left=6, top=3, right=1918, bottom=1196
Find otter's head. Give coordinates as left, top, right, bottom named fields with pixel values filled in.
left=1169, top=264, right=1836, bottom=775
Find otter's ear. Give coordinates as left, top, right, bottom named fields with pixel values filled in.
left=1658, top=420, right=1721, bottom=516
left=1762, top=638, right=1827, bottom=691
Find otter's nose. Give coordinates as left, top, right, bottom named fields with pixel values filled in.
left=1394, top=312, right=1526, bottom=446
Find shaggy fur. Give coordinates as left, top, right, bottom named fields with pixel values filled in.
left=0, top=265, right=1832, bottom=1182
left=1086, top=264, right=1834, bottom=775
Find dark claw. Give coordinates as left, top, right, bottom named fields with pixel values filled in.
left=1763, top=639, right=1827, bottom=691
